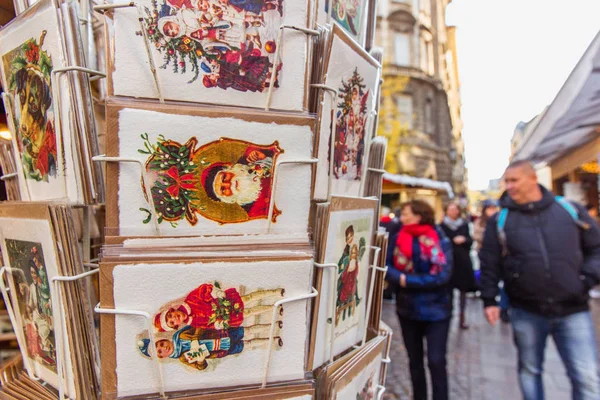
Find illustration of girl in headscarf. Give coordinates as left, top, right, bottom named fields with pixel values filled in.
left=138, top=323, right=282, bottom=370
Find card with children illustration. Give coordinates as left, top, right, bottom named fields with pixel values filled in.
left=0, top=207, right=63, bottom=394
left=312, top=25, right=380, bottom=200
left=308, top=196, right=376, bottom=370
left=103, top=0, right=313, bottom=111
left=99, top=257, right=313, bottom=398
left=104, top=98, right=314, bottom=236
left=0, top=202, right=101, bottom=400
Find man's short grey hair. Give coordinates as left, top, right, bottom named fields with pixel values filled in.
left=506, top=159, right=536, bottom=176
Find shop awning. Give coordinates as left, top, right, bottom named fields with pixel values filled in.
left=383, top=173, right=455, bottom=198
left=513, top=31, right=600, bottom=164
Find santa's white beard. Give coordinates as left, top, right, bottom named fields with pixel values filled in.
left=218, top=164, right=262, bottom=206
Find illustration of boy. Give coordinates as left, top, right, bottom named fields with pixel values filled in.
left=31, top=257, right=51, bottom=318
left=154, top=282, right=284, bottom=332
left=337, top=244, right=361, bottom=323
left=341, top=225, right=354, bottom=261
left=25, top=265, right=54, bottom=360
left=138, top=324, right=282, bottom=370
left=339, top=245, right=360, bottom=303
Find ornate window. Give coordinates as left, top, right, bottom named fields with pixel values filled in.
left=424, top=97, right=434, bottom=134
left=394, top=32, right=411, bottom=66
left=388, top=8, right=416, bottom=67
left=395, top=95, right=414, bottom=129
left=420, top=29, right=434, bottom=75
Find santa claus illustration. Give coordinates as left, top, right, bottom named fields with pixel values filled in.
left=200, top=146, right=279, bottom=220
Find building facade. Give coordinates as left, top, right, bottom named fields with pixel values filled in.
left=375, top=0, right=467, bottom=196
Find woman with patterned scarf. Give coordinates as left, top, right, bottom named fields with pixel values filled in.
left=386, top=200, right=453, bottom=400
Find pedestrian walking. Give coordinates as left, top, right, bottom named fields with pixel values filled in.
left=474, top=200, right=510, bottom=322
left=480, top=160, right=600, bottom=400
left=473, top=200, right=498, bottom=250
left=441, top=202, right=477, bottom=329
left=386, top=200, right=453, bottom=400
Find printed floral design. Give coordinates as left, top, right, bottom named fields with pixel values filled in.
left=3, top=31, right=57, bottom=182
left=356, top=372, right=375, bottom=400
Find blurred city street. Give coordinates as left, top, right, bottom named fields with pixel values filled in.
left=382, top=295, right=600, bottom=400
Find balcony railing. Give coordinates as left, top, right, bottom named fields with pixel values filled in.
left=383, top=64, right=441, bottom=87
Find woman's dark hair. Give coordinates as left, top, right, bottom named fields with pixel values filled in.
left=444, top=202, right=461, bottom=214
left=401, top=200, right=436, bottom=226
left=480, top=200, right=498, bottom=226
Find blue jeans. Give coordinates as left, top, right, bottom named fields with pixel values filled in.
left=511, top=308, right=600, bottom=400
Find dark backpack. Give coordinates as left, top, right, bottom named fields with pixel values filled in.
left=496, top=196, right=590, bottom=257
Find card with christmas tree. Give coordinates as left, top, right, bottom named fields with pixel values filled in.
left=105, top=98, right=315, bottom=237
left=102, top=0, right=313, bottom=111
left=312, top=24, right=380, bottom=200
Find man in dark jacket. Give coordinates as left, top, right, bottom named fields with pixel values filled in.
left=480, top=160, right=600, bottom=400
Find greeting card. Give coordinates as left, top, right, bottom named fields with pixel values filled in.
left=308, top=196, right=376, bottom=370
left=312, top=25, right=380, bottom=200
left=330, top=336, right=385, bottom=399
left=316, top=0, right=369, bottom=46
left=105, top=99, right=314, bottom=236
left=104, top=0, right=312, bottom=111
left=0, top=0, right=69, bottom=202
left=0, top=203, right=99, bottom=399
left=99, top=258, right=313, bottom=398
left=0, top=0, right=103, bottom=204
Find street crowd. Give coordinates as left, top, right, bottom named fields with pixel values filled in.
left=383, top=160, right=600, bottom=400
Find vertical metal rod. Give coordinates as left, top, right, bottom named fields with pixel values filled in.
left=267, top=158, right=318, bottom=232
left=362, top=246, right=381, bottom=346
left=261, top=288, right=318, bottom=388
left=314, top=262, right=338, bottom=364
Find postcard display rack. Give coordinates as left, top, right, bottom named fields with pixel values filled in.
left=0, top=0, right=392, bottom=397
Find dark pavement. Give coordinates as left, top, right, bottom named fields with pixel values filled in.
left=382, top=294, right=600, bottom=400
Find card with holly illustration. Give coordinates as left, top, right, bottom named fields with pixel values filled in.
left=103, top=0, right=313, bottom=111
left=99, top=257, right=313, bottom=398
left=312, top=24, right=380, bottom=200
left=105, top=98, right=314, bottom=236
left=308, top=196, right=376, bottom=370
